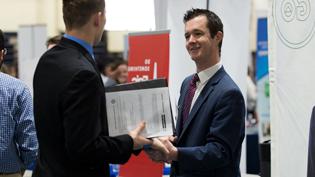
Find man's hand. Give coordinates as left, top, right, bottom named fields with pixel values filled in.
left=128, top=122, right=152, bottom=150
left=159, top=136, right=178, bottom=162
left=144, top=138, right=169, bottom=163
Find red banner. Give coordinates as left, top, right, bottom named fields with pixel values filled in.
left=119, top=31, right=170, bottom=177
left=127, top=31, right=170, bottom=82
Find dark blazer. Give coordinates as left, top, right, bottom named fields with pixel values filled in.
left=171, top=67, right=245, bottom=177
left=308, top=106, right=315, bottom=177
left=32, top=38, right=133, bottom=177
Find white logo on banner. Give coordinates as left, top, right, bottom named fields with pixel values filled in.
left=273, top=0, right=315, bottom=49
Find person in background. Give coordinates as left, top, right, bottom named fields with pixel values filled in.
left=98, top=57, right=119, bottom=87
left=46, top=35, right=62, bottom=49
left=246, top=67, right=258, bottom=126
left=97, top=57, right=128, bottom=86
left=116, top=60, right=128, bottom=84
left=146, top=8, right=245, bottom=177
left=0, top=29, right=38, bottom=177
left=32, top=0, right=159, bottom=177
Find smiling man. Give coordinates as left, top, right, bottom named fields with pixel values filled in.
left=146, top=8, right=246, bottom=177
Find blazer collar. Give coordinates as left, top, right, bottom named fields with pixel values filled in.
left=59, top=37, right=98, bottom=73
left=177, top=67, right=227, bottom=142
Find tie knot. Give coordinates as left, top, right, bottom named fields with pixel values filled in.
left=191, top=74, right=199, bottom=85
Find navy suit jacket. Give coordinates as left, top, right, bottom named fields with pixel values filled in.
left=308, top=106, right=315, bottom=177
left=171, top=67, right=245, bottom=177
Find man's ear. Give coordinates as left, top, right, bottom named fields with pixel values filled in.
left=94, top=12, right=103, bottom=27
left=215, top=31, right=223, bottom=43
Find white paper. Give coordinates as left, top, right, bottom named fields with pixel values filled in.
left=106, top=87, right=173, bottom=138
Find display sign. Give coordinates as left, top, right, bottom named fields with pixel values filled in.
left=256, top=17, right=270, bottom=143
left=127, top=31, right=169, bottom=82
left=119, top=30, right=170, bottom=177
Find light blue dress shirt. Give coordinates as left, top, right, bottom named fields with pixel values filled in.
left=0, top=72, right=38, bottom=173
left=63, top=34, right=95, bottom=59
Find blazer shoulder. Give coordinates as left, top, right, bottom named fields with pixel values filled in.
left=220, top=72, right=242, bottom=91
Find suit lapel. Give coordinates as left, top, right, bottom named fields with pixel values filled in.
left=175, top=77, right=191, bottom=137
left=177, top=67, right=226, bottom=142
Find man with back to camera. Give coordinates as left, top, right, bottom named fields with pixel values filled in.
left=146, top=8, right=245, bottom=177
left=32, top=0, right=159, bottom=177
left=0, top=29, right=38, bottom=177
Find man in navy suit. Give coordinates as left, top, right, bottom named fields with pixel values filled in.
left=308, top=106, right=315, bottom=177
left=146, top=8, right=245, bottom=177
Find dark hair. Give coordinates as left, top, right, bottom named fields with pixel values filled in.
left=63, top=0, right=105, bottom=30
left=46, top=35, right=62, bottom=48
left=0, top=29, right=4, bottom=50
left=183, top=8, right=223, bottom=56
left=111, top=59, right=127, bottom=71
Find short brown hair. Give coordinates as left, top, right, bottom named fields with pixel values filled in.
left=63, top=0, right=105, bottom=30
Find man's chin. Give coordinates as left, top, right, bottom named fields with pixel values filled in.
left=190, top=56, right=199, bottom=61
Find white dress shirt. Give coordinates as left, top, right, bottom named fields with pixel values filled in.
left=189, top=62, right=222, bottom=112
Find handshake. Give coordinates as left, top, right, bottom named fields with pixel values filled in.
left=128, top=121, right=178, bottom=163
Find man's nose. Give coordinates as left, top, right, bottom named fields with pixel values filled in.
left=187, top=35, right=196, bottom=43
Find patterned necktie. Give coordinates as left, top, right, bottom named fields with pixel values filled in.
left=181, top=74, right=199, bottom=127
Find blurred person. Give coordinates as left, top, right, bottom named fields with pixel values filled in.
left=46, top=35, right=62, bottom=49
left=0, top=63, right=9, bottom=74
left=97, top=58, right=127, bottom=86
left=0, top=29, right=38, bottom=177
left=146, top=9, right=245, bottom=177
left=247, top=70, right=258, bottom=126
left=32, top=1, right=156, bottom=177
left=116, top=60, right=128, bottom=84
left=103, top=59, right=119, bottom=87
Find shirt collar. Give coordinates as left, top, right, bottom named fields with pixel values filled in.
left=63, top=34, right=95, bottom=59
left=197, top=62, right=222, bottom=85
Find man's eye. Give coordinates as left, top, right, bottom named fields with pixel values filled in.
left=195, top=32, right=202, bottom=36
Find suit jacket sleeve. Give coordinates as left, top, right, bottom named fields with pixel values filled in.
left=177, top=89, right=245, bottom=171
left=61, top=70, right=133, bottom=165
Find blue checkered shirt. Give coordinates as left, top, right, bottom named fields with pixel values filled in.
left=0, top=72, right=38, bottom=173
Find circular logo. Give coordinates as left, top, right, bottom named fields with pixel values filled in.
left=273, top=0, right=315, bottom=49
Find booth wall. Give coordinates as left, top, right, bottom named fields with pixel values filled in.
left=268, top=0, right=315, bottom=176
left=0, top=0, right=63, bottom=36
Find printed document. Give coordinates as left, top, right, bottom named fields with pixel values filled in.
left=105, top=79, right=174, bottom=138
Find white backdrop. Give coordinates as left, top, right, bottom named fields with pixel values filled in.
left=18, top=25, right=47, bottom=95
left=268, top=0, right=315, bottom=176
left=155, top=0, right=250, bottom=174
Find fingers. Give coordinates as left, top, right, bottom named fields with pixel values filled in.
left=128, top=122, right=153, bottom=150
left=144, top=149, right=165, bottom=163
left=169, top=136, right=177, bottom=143
left=138, top=136, right=153, bottom=145
left=133, top=121, right=146, bottom=135
left=151, top=138, right=169, bottom=155
left=158, top=136, right=178, bottom=161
